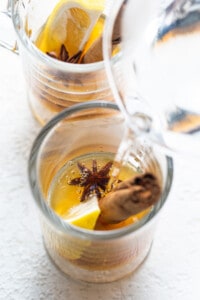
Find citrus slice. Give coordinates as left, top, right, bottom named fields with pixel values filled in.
left=35, top=0, right=105, bottom=59
left=80, top=14, right=104, bottom=58
left=64, top=196, right=100, bottom=230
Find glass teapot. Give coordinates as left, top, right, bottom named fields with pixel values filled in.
left=104, top=0, right=200, bottom=157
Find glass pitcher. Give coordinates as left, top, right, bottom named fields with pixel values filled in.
left=103, top=0, right=200, bottom=157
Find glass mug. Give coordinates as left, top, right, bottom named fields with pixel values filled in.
left=103, top=0, right=200, bottom=156
left=0, top=0, right=117, bottom=125
left=28, top=101, right=173, bottom=283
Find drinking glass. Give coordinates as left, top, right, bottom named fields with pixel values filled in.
left=103, top=0, right=200, bottom=156
left=0, top=0, right=116, bottom=125
left=28, top=100, right=173, bottom=283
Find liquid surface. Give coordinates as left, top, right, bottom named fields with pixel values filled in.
left=47, top=152, right=148, bottom=230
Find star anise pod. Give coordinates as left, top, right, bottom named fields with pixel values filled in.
left=46, top=44, right=82, bottom=63
left=69, top=160, right=113, bottom=202
left=59, top=44, right=69, bottom=61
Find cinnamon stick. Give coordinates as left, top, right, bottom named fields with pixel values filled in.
left=98, top=173, right=161, bottom=224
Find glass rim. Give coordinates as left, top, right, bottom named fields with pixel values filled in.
left=28, top=100, right=173, bottom=240
left=11, top=1, right=120, bottom=74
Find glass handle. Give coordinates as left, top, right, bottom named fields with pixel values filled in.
left=0, top=0, right=18, bottom=53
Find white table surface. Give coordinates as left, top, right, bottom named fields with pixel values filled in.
left=0, top=47, right=200, bottom=300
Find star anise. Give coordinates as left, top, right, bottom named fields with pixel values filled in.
left=69, top=160, right=113, bottom=202
left=46, top=44, right=82, bottom=63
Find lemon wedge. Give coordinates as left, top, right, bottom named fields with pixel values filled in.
left=80, top=14, right=104, bottom=58
left=55, top=196, right=100, bottom=260
left=35, top=0, right=105, bottom=58
left=64, top=196, right=100, bottom=230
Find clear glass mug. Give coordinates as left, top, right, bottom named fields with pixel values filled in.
left=103, top=0, right=200, bottom=156
left=0, top=0, right=116, bottom=125
left=28, top=100, right=173, bottom=283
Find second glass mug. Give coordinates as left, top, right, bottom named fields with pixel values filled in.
left=0, top=0, right=118, bottom=125
left=28, top=100, right=173, bottom=283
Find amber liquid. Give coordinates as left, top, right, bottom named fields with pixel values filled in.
left=29, top=7, right=114, bottom=124
left=47, top=152, right=149, bottom=230
left=41, top=148, right=159, bottom=279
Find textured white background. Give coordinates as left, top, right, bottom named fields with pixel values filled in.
left=0, top=47, right=200, bottom=300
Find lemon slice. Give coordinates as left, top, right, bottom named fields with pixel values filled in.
left=80, top=14, right=104, bottom=58
left=64, top=196, right=100, bottom=230
left=35, top=0, right=105, bottom=58
left=55, top=196, right=100, bottom=260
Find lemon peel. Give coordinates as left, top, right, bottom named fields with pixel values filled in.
left=80, top=14, right=104, bottom=59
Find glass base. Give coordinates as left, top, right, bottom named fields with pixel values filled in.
left=43, top=237, right=153, bottom=283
